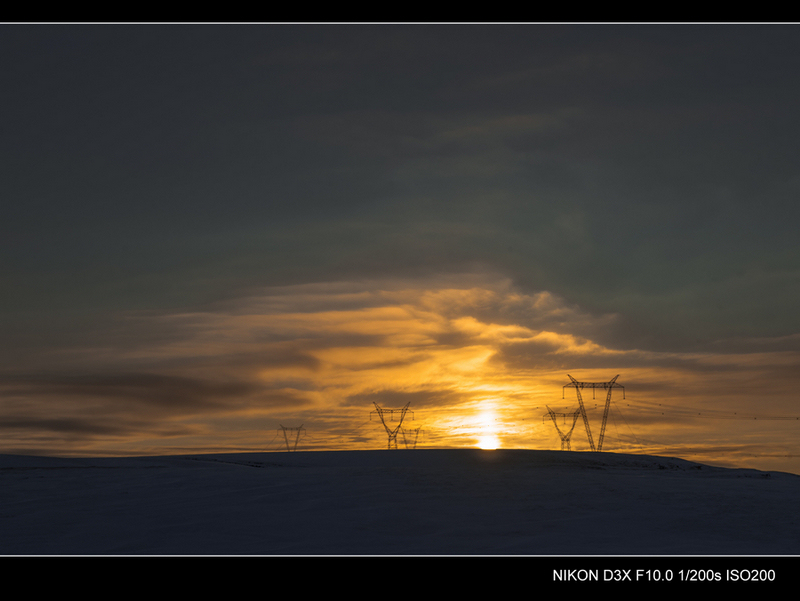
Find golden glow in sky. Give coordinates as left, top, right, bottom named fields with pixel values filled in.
left=474, top=401, right=501, bottom=450
left=2, top=273, right=800, bottom=475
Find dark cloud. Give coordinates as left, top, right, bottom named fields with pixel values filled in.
left=0, top=372, right=256, bottom=407
left=344, top=389, right=463, bottom=409
left=0, top=417, right=131, bottom=436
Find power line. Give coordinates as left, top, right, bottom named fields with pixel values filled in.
left=626, top=399, right=800, bottom=421
left=609, top=400, right=642, bottom=447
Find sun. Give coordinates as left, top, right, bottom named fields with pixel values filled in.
left=475, top=401, right=500, bottom=450
left=477, top=434, right=500, bottom=450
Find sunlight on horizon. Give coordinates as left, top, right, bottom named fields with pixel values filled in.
left=477, top=435, right=500, bottom=450
left=5, top=275, right=800, bottom=475
left=473, top=400, right=501, bottom=449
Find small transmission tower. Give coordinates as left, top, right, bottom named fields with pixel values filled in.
left=279, top=424, right=305, bottom=452
left=401, top=426, right=422, bottom=449
left=563, top=374, right=625, bottom=452
left=545, top=405, right=581, bottom=451
left=370, top=402, right=413, bottom=449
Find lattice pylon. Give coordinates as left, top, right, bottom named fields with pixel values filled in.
left=545, top=406, right=581, bottom=451
left=401, top=426, right=422, bottom=449
left=562, top=374, right=625, bottom=451
left=279, top=424, right=305, bottom=452
left=370, top=402, right=413, bottom=449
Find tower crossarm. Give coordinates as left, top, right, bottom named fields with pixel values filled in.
left=563, top=374, right=625, bottom=399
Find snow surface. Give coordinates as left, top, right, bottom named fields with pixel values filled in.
left=1, top=448, right=798, bottom=555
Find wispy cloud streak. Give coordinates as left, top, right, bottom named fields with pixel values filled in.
left=2, top=273, right=798, bottom=471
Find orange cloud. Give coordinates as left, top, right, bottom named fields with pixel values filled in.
left=2, top=273, right=799, bottom=472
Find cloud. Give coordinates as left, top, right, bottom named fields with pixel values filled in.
left=0, top=266, right=797, bottom=471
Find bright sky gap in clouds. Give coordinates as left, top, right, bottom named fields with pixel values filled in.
left=2, top=24, right=800, bottom=473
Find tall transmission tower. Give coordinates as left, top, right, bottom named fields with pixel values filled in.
left=563, top=374, right=625, bottom=452
left=279, top=424, right=305, bottom=452
left=370, top=402, right=413, bottom=449
left=545, top=405, right=581, bottom=451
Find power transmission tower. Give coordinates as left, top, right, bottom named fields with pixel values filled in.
left=545, top=405, right=581, bottom=451
left=370, top=402, right=413, bottom=449
left=279, top=424, right=305, bottom=452
left=401, top=426, right=422, bottom=449
left=562, top=374, right=625, bottom=451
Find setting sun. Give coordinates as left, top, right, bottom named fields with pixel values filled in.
left=473, top=401, right=502, bottom=449
left=477, top=434, right=500, bottom=450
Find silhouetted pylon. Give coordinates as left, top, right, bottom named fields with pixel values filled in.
left=545, top=406, right=581, bottom=451
left=370, top=402, right=413, bottom=449
left=401, top=426, right=422, bottom=449
left=279, top=424, right=305, bottom=452
left=562, top=374, right=625, bottom=451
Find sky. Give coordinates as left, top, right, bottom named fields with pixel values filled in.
left=2, top=23, right=800, bottom=472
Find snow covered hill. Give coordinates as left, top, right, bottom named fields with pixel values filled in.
left=1, top=449, right=798, bottom=555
